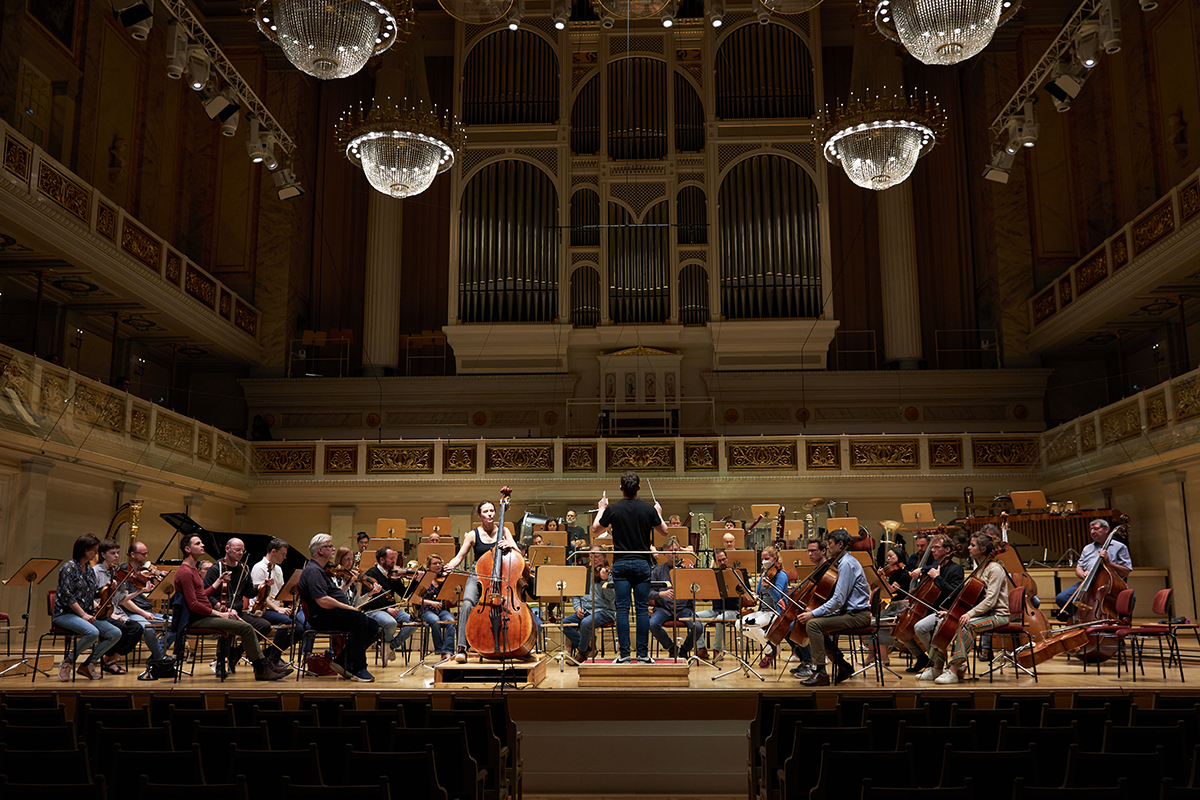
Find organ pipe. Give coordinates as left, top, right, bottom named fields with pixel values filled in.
left=715, top=24, right=814, bottom=120
left=463, top=31, right=559, bottom=125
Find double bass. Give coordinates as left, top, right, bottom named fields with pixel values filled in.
left=465, top=486, right=540, bottom=660
left=1056, top=515, right=1131, bottom=663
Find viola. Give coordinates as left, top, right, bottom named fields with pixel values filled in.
left=465, top=486, right=540, bottom=660
left=249, top=581, right=271, bottom=617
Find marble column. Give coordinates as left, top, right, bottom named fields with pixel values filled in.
left=362, top=189, right=403, bottom=374
left=878, top=184, right=924, bottom=368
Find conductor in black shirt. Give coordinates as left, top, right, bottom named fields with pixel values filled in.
left=593, top=470, right=668, bottom=664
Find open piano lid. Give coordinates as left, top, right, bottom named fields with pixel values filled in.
left=159, top=512, right=308, bottom=579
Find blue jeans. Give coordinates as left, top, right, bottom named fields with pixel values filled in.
left=612, top=559, right=652, bottom=659
left=563, top=610, right=615, bottom=653
left=696, top=609, right=739, bottom=651
left=649, top=607, right=703, bottom=654
left=52, top=614, right=122, bottom=663
left=368, top=609, right=415, bottom=650
left=1056, top=583, right=1081, bottom=608
left=126, top=613, right=166, bottom=659
left=422, top=609, right=455, bottom=654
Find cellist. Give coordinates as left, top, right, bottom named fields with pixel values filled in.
left=795, top=528, right=872, bottom=687
left=1054, top=519, right=1132, bottom=611
left=900, top=533, right=965, bottom=675
left=443, top=498, right=522, bottom=663
left=918, top=531, right=1009, bottom=685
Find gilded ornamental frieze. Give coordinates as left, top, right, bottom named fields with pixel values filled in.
left=235, top=303, right=258, bottom=337
left=1146, top=391, right=1168, bottom=430
left=121, top=219, right=162, bottom=273
left=96, top=202, right=116, bottom=241
left=1176, top=375, right=1200, bottom=422
left=1080, top=420, right=1097, bottom=452
left=40, top=373, right=65, bottom=413
left=36, top=161, right=89, bottom=223
left=253, top=445, right=316, bottom=475
left=1074, top=250, right=1107, bottom=296
left=1058, top=277, right=1072, bottom=307
left=563, top=443, right=597, bottom=472
left=325, top=446, right=358, bottom=474
left=165, top=250, right=182, bottom=284
left=197, top=430, right=212, bottom=461
left=728, top=441, right=798, bottom=471
left=216, top=437, right=246, bottom=471
left=1181, top=178, right=1199, bottom=223
left=805, top=441, right=841, bottom=470
left=1032, top=289, right=1056, bottom=326
left=1100, top=403, right=1141, bottom=445
left=444, top=445, right=476, bottom=473
left=367, top=445, right=433, bottom=473
left=486, top=444, right=553, bottom=473
left=185, top=264, right=217, bottom=308
left=1046, top=428, right=1077, bottom=464
left=971, top=438, right=1039, bottom=468
left=131, top=407, right=149, bottom=441
left=3, top=134, right=30, bottom=183
left=605, top=442, right=675, bottom=472
left=74, top=384, right=124, bottom=433
left=220, top=289, right=232, bottom=319
left=684, top=442, right=718, bottom=471
left=1112, top=233, right=1129, bottom=269
left=929, top=438, right=963, bottom=469
left=849, top=440, right=919, bottom=469
left=154, top=415, right=192, bottom=453
left=1133, top=200, right=1175, bottom=255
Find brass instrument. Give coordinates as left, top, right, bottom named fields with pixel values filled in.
left=879, top=520, right=902, bottom=549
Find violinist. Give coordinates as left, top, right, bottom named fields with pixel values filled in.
left=331, top=546, right=380, bottom=603
left=871, top=544, right=909, bottom=668
left=361, top=546, right=416, bottom=664
left=735, top=544, right=790, bottom=665
left=205, top=538, right=283, bottom=672
left=92, top=538, right=150, bottom=674
left=695, top=548, right=743, bottom=662
left=562, top=546, right=616, bottom=661
left=795, top=528, right=872, bottom=687
left=297, top=534, right=380, bottom=682
left=120, top=541, right=173, bottom=650
left=900, top=533, right=965, bottom=675
left=52, top=534, right=122, bottom=681
left=443, top=498, right=521, bottom=663
left=416, top=554, right=457, bottom=659
left=649, top=538, right=706, bottom=661
left=1054, top=519, right=1132, bottom=611
left=250, top=538, right=305, bottom=662
left=919, top=531, right=1009, bottom=685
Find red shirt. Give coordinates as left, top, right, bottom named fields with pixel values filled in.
left=177, top=562, right=220, bottom=617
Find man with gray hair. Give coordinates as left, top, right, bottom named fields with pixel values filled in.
left=297, top=533, right=381, bottom=682
left=794, top=528, right=872, bottom=686
left=1055, top=518, right=1132, bottom=611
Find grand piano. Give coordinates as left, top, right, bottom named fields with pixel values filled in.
left=158, top=512, right=309, bottom=581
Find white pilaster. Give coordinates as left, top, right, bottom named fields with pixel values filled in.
left=878, top=183, right=924, bottom=368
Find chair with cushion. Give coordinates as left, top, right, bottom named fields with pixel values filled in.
left=896, top=721, right=977, bottom=755
left=0, top=720, right=77, bottom=750
left=342, top=745, right=447, bottom=800
left=997, top=722, right=1080, bottom=787
left=1101, top=721, right=1189, bottom=782
left=993, top=693, right=1055, bottom=727
left=1012, top=777, right=1128, bottom=800
left=290, top=722, right=368, bottom=761
left=1062, top=744, right=1163, bottom=797
left=861, top=706, right=930, bottom=751
left=1042, top=705, right=1110, bottom=750
left=1119, top=589, right=1186, bottom=682
left=978, top=587, right=1039, bottom=682
left=0, top=741, right=93, bottom=784
left=193, top=723, right=269, bottom=782
left=1080, top=589, right=1136, bottom=678
left=390, top=723, right=485, bottom=800
left=809, top=745, right=916, bottom=800
left=339, top=708, right=407, bottom=752
left=224, top=693, right=282, bottom=724
left=252, top=707, right=319, bottom=744
left=279, top=776, right=390, bottom=799
left=0, top=704, right=67, bottom=726
left=777, top=725, right=875, bottom=799
left=948, top=704, right=1019, bottom=751
left=103, top=745, right=204, bottom=795
left=229, top=744, right=322, bottom=794
left=939, top=744, right=1037, bottom=800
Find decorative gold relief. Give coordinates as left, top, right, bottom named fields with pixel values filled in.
left=0, top=357, right=29, bottom=405
left=684, top=442, right=718, bottom=471
left=929, top=438, right=963, bottom=469
left=1074, top=250, right=1107, bottom=296
left=728, top=441, right=798, bottom=470
left=971, top=438, right=1039, bottom=468
left=185, top=264, right=217, bottom=308
left=165, top=251, right=182, bottom=283
left=486, top=444, right=553, bottom=472
left=1100, top=403, right=1141, bottom=445
left=74, top=384, right=124, bottom=433
left=197, top=430, right=212, bottom=460
left=121, top=219, right=162, bottom=273
left=1080, top=420, right=1097, bottom=452
left=37, top=161, right=90, bottom=223
left=217, top=437, right=246, bottom=470
left=40, top=373, right=65, bottom=413
left=219, top=290, right=232, bottom=318
left=1058, top=277, right=1072, bottom=307
left=96, top=202, right=116, bottom=241
left=1175, top=375, right=1200, bottom=422
left=154, top=415, right=192, bottom=453
left=1181, top=178, right=1200, bottom=223
left=806, top=441, right=841, bottom=470
left=564, top=443, right=596, bottom=472
left=253, top=445, right=316, bottom=474
left=444, top=445, right=476, bottom=473
left=1032, top=289, right=1056, bottom=326
left=131, top=407, right=148, bottom=440
left=1133, top=200, right=1175, bottom=255
left=235, top=302, right=258, bottom=337
left=1146, top=391, right=1168, bottom=430
left=1112, top=234, right=1129, bottom=270
left=326, top=446, right=358, bottom=474
left=606, top=443, right=675, bottom=471
left=849, top=440, right=918, bottom=469
left=1046, top=429, right=1077, bottom=464
left=3, top=135, right=30, bottom=182
left=367, top=445, right=433, bottom=473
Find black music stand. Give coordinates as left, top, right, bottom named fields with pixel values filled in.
left=671, top=567, right=721, bottom=671
left=538, top=565, right=586, bottom=671
left=0, top=558, right=61, bottom=678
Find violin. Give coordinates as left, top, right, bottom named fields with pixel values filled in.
left=325, top=562, right=379, bottom=594
left=249, top=580, right=271, bottom=617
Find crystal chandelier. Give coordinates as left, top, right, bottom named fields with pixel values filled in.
left=818, top=91, right=946, bottom=190
left=437, top=0, right=513, bottom=24
left=759, top=0, right=824, bottom=14
left=863, top=0, right=1021, bottom=66
left=591, top=0, right=672, bottom=21
left=336, top=99, right=461, bottom=198
left=252, top=0, right=415, bottom=80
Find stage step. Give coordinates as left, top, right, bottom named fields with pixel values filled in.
left=577, top=662, right=691, bottom=688
left=434, top=657, right=547, bottom=686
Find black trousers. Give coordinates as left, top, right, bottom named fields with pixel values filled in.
left=310, top=608, right=380, bottom=673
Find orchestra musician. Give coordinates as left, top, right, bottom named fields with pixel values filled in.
left=53, top=534, right=122, bottom=681
left=796, top=528, right=872, bottom=687
left=919, top=531, right=1010, bottom=684
left=593, top=470, right=668, bottom=664
left=120, top=541, right=173, bottom=651
left=1054, top=519, right=1133, bottom=611
left=565, top=509, right=588, bottom=551
left=297, top=534, right=381, bottom=682
left=734, top=544, right=789, bottom=667
left=361, top=546, right=417, bottom=664
left=175, top=533, right=290, bottom=681
left=354, top=532, right=371, bottom=567
left=870, top=544, right=910, bottom=668
left=204, top=538, right=284, bottom=672
left=721, top=531, right=737, bottom=551
left=416, top=554, right=456, bottom=659
left=788, top=537, right=828, bottom=678
left=901, top=533, right=965, bottom=674
left=442, top=498, right=521, bottom=663
left=250, top=537, right=306, bottom=662
left=562, top=545, right=616, bottom=661
left=649, top=538, right=706, bottom=661
left=92, top=538, right=150, bottom=675
left=695, top=548, right=742, bottom=662
left=906, top=532, right=930, bottom=570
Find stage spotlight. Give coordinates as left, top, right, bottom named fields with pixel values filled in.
left=112, top=0, right=154, bottom=40
left=165, top=20, right=188, bottom=79
left=1045, top=56, right=1090, bottom=112
left=204, top=86, right=240, bottom=125
left=710, top=0, right=725, bottom=26
left=506, top=0, right=522, bottom=30
left=273, top=167, right=304, bottom=200
left=983, top=148, right=1016, bottom=184
left=1098, top=0, right=1121, bottom=53
left=186, top=45, right=210, bottom=91
left=551, top=0, right=569, bottom=29
left=1012, top=101, right=1039, bottom=149
left=1076, top=23, right=1100, bottom=68
left=246, top=118, right=277, bottom=169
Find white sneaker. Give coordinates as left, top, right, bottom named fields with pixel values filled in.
left=934, top=670, right=960, bottom=684
left=916, top=666, right=943, bottom=681
left=382, top=644, right=395, bottom=665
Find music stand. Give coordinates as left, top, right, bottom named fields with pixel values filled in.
left=0, top=558, right=61, bottom=678
left=669, top=567, right=719, bottom=670
left=725, top=549, right=757, bottom=574
left=710, top=567, right=764, bottom=682
left=827, top=517, right=859, bottom=537
left=537, top=566, right=587, bottom=670
left=852, top=552, right=892, bottom=601
left=535, top=531, right=567, bottom=549
left=375, top=519, right=406, bottom=539
left=1011, top=491, right=1047, bottom=512
left=901, top=503, right=935, bottom=526
left=416, top=543, right=456, bottom=566
left=422, top=517, right=452, bottom=539
left=783, top=521, right=806, bottom=543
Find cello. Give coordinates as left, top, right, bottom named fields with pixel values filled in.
left=995, top=513, right=1050, bottom=641
left=890, top=526, right=946, bottom=646
left=764, top=558, right=838, bottom=651
left=929, top=544, right=1003, bottom=655
left=465, top=486, right=541, bottom=660
left=1057, top=515, right=1131, bottom=663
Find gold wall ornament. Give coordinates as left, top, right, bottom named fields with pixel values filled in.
left=564, top=443, right=597, bottom=472
left=1046, top=429, right=1077, bottom=464
left=367, top=444, right=434, bottom=473
left=253, top=445, right=316, bottom=474
left=1133, top=200, right=1175, bottom=255
left=235, top=302, right=259, bottom=337
left=37, top=161, right=90, bottom=223
left=929, top=438, right=964, bottom=469
left=74, top=384, right=124, bottom=433
left=165, top=251, right=182, bottom=284
left=96, top=202, right=117, bottom=241
left=806, top=440, right=841, bottom=470
left=3, top=134, right=30, bottom=182
left=971, top=438, right=1039, bottom=468
left=728, top=441, right=798, bottom=470
left=684, top=442, right=718, bottom=471
left=326, top=446, right=358, bottom=474
left=444, top=445, right=476, bottom=473
left=1175, top=375, right=1200, bottom=421
left=1032, top=288, right=1057, bottom=326
left=486, top=444, right=553, bottom=472
left=219, top=289, right=232, bottom=319
left=131, top=407, right=149, bottom=440
left=197, top=430, right=212, bottom=460
left=1080, top=420, right=1097, bottom=452
left=1112, top=233, right=1129, bottom=270
left=1058, top=277, right=1073, bottom=307
left=606, top=442, right=675, bottom=472
left=120, top=218, right=162, bottom=273
left=849, top=440, right=919, bottom=469
left=1181, top=178, right=1200, bottom=223
left=1074, top=250, right=1108, bottom=296
left=40, top=373, right=65, bottom=413
left=217, top=437, right=246, bottom=471
left=154, top=414, right=193, bottom=453
left=185, top=264, right=217, bottom=308
left=1100, top=402, right=1141, bottom=445
left=1147, top=391, right=1168, bottom=430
